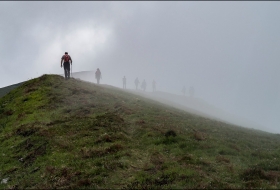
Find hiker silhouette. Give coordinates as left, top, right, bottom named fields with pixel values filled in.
left=95, top=68, right=102, bottom=84
left=61, top=52, right=72, bottom=80
left=134, top=77, right=139, bottom=90
left=123, top=76, right=126, bottom=89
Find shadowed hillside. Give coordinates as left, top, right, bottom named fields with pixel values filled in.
left=1, top=74, right=280, bottom=189
left=0, top=82, right=25, bottom=98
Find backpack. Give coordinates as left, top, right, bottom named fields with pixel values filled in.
left=64, top=55, right=70, bottom=62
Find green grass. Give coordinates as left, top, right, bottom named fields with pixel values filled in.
left=0, top=74, right=280, bottom=189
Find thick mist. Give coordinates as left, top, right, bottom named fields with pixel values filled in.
left=1, top=2, right=280, bottom=133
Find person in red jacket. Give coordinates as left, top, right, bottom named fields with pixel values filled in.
left=61, top=52, right=72, bottom=80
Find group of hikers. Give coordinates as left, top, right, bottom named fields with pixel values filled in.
left=61, top=52, right=193, bottom=96
left=122, top=77, right=158, bottom=92
left=61, top=52, right=156, bottom=92
left=182, top=85, right=195, bottom=97
left=123, top=77, right=156, bottom=92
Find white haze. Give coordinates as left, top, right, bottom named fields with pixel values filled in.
left=1, top=2, right=280, bottom=134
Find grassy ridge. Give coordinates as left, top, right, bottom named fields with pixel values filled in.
left=0, top=74, right=280, bottom=189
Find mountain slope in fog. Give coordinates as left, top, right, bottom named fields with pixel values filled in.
left=71, top=70, right=95, bottom=83
left=69, top=70, right=266, bottom=133
left=127, top=90, right=266, bottom=133
left=1, top=74, right=280, bottom=189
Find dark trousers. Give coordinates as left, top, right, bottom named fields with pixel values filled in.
left=64, top=62, right=70, bottom=79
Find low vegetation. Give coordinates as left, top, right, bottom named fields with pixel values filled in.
left=0, top=74, right=280, bottom=189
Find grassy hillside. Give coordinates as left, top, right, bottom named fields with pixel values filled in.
left=0, top=74, right=280, bottom=189
left=0, top=82, right=24, bottom=98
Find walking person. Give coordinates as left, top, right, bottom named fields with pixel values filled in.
left=61, top=52, right=72, bottom=80
left=95, top=68, right=102, bottom=84
left=134, top=77, right=139, bottom=90
left=123, top=76, right=126, bottom=89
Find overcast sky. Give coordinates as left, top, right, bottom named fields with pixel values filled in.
left=1, top=1, right=280, bottom=133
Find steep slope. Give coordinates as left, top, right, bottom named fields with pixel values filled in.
left=0, top=74, right=280, bottom=189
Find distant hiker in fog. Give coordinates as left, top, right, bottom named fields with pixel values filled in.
left=61, top=52, right=72, bottom=80
left=152, top=80, right=156, bottom=92
left=122, top=76, right=126, bottom=89
left=141, top=80, right=146, bottom=91
left=189, top=86, right=195, bottom=97
left=182, top=86, right=186, bottom=96
left=134, top=77, right=139, bottom=90
left=95, top=68, right=102, bottom=84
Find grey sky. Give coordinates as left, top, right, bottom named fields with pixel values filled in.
left=1, top=2, right=280, bottom=133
